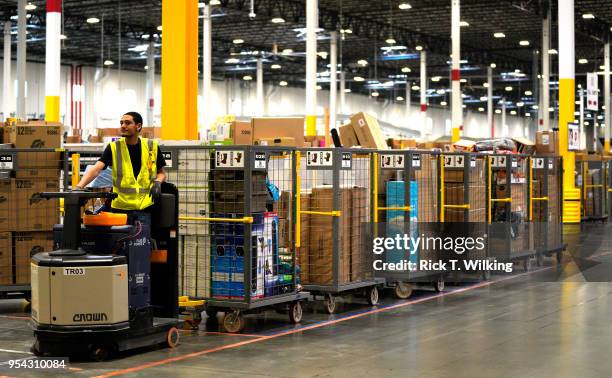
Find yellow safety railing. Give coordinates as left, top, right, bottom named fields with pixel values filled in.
left=528, top=157, right=550, bottom=221
left=178, top=295, right=205, bottom=308
left=491, top=198, right=512, bottom=203
left=444, top=204, right=471, bottom=209
left=178, top=216, right=254, bottom=224
left=377, top=206, right=412, bottom=211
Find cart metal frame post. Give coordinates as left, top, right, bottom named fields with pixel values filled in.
left=374, top=150, right=443, bottom=298
left=173, top=145, right=308, bottom=333
left=0, top=148, right=65, bottom=300
left=298, top=148, right=384, bottom=314
left=531, top=156, right=565, bottom=263
left=487, top=154, right=535, bottom=272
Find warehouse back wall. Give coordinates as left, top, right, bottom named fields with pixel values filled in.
left=0, top=60, right=542, bottom=140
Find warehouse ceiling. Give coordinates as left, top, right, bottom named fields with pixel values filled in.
left=0, top=0, right=610, bottom=113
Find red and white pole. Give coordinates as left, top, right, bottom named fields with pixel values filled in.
left=420, top=51, right=427, bottom=140
left=451, top=0, right=462, bottom=142
left=45, top=0, right=61, bottom=122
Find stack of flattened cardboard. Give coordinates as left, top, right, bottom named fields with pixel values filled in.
left=308, top=186, right=351, bottom=284
left=444, top=159, right=486, bottom=222
left=414, top=155, right=438, bottom=222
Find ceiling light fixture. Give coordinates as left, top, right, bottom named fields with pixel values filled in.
left=436, top=89, right=445, bottom=95
left=225, top=58, right=239, bottom=64
left=354, top=76, right=365, bottom=82
left=478, top=107, right=485, bottom=112
left=490, top=63, right=497, bottom=68
left=582, top=13, right=595, bottom=19
left=357, top=59, right=368, bottom=66
left=483, top=83, right=489, bottom=88
left=493, top=32, right=506, bottom=38
left=282, top=48, right=293, bottom=55
left=340, top=28, right=352, bottom=34
left=548, top=49, right=558, bottom=54
left=398, top=3, right=412, bottom=10
left=233, top=39, right=244, bottom=44
left=157, top=25, right=162, bottom=31
left=505, top=86, right=513, bottom=91
left=386, top=38, right=396, bottom=44
left=525, top=113, right=531, bottom=117
left=243, top=75, right=253, bottom=81
left=317, top=85, right=323, bottom=90
left=460, top=21, right=469, bottom=27
left=87, top=17, right=100, bottom=24
left=344, top=88, right=351, bottom=93
left=510, top=110, right=517, bottom=115
left=371, top=91, right=380, bottom=97
left=578, top=58, right=588, bottom=64
left=460, top=78, right=467, bottom=83
left=415, top=45, right=423, bottom=51
left=279, top=81, right=288, bottom=86
left=516, top=101, right=525, bottom=107
left=25, top=2, right=36, bottom=10
left=495, top=109, right=501, bottom=114
left=401, top=66, right=411, bottom=73
left=441, top=101, right=448, bottom=106
left=412, top=85, right=420, bottom=91
left=396, top=96, right=404, bottom=101
left=519, top=40, right=530, bottom=46
left=210, top=0, right=221, bottom=4
left=525, top=90, right=533, bottom=96
left=431, top=76, right=441, bottom=82
left=271, top=17, right=285, bottom=24
left=271, top=64, right=281, bottom=69
left=59, top=34, right=67, bottom=40
left=104, top=60, right=114, bottom=66
left=480, top=96, right=487, bottom=101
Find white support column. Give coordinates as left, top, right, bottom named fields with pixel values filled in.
left=202, top=3, right=212, bottom=132
left=329, top=31, right=337, bottom=130
left=420, top=51, right=427, bottom=140
left=487, top=67, right=493, bottom=137
left=605, top=41, right=610, bottom=153
left=3, top=22, right=11, bottom=121
left=305, top=0, right=317, bottom=136
left=339, top=70, right=346, bottom=114
left=501, top=97, right=506, bottom=135
left=451, top=0, right=462, bottom=142
left=579, top=88, right=585, bottom=150
left=256, top=57, right=264, bottom=116
left=146, top=40, right=155, bottom=126
left=406, top=81, right=411, bottom=121
left=542, top=7, right=551, bottom=131
left=16, top=0, right=26, bottom=119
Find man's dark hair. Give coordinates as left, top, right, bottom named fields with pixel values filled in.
left=124, top=111, right=143, bottom=129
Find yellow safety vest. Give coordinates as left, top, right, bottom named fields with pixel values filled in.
left=110, top=137, right=158, bottom=210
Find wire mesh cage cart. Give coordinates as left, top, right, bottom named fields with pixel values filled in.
left=531, top=156, right=565, bottom=263
left=576, top=157, right=609, bottom=221
left=487, top=154, right=536, bottom=271
left=171, top=145, right=308, bottom=333
left=373, top=150, right=443, bottom=298
left=297, top=148, right=384, bottom=314
left=0, top=148, right=66, bottom=300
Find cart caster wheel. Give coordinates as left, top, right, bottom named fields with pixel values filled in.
left=482, top=270, right=491, bottom=281
left=523, top=258, right=529, bottom=272
left=222, top=311, right=245, bottom=333
left=289, top=301, right=303, bottom=324
left=324, top=294, right=336, bottom=314
left=394, top=282, right=413, bottom=299
left=367, top=286, right=379, bottom=306
left=91, top=346, right=109, bottom=362
left=434, top=278, right=445, bottom=293
left=166, top=327, right=180, bottom=348
left=206, top=310, right=218, bottom=319
left=536, top=253, right=543, bottom=267
left=556, top=251, right=562, bottom=264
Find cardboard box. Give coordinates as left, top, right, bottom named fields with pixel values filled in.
left=230, top=121, right=253, bottom=145
left=350, top=112, right=388, bottom=150
left=252, top=117, right=305, bottom=148
left=298, top=191, right=311, bottom=283
left=12, top=179, right=60, bottom=231
left=14, top=231, right=54, bottom=284
left=338, top=123, right=360, bottom=147
left=0, top=180, right=11, bottom=232
left=140, top=127, right=162, bottom=139
left=0, top=232, right=11, bottom=285
left=496, top=183, right=527, bottom=213
left=16, top=151, right=63, bottom=170
left=254, top=137, right=296, bottom=147
left=4, top=123, right=62, bottom=149
left=536, top=130, right=559, bottom=155
left=512, top=137, right=536, bottom=155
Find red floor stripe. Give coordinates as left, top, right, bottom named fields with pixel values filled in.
left=93, top=266, right=552, bottom=378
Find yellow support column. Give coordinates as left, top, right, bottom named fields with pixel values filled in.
left=558, top=0, right=580, bottom=223
left=161, top=0, right=199, bottom=140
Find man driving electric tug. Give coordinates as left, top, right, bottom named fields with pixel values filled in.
left=30, top=112, right=179, bottom=360
left=76, top=111, right=167, bottom=217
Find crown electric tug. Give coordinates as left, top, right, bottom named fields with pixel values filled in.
left=29, top=188, right=180, bottom=361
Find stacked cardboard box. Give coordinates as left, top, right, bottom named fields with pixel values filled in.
left=298, top=191, right=311, bottom=283
left=350, top=187, right=368, bottom=281
left=179, top=235, right=211, bottom=298
left=535, top=130, right=559, bottom=156
left=0, top=233, right=11, bottom=284
left=350, top=113, right=388, bottom=150
left=175, top=149, right=210, bottom=236
left=13, top=231, right=54, bottom=284
left=584, top=169, right=604, bottom=217
left=495, top=183, right=527, bottom=214
left=3, top=122, right=62, bottom=149
left=415, top=155, right=438, bottom=222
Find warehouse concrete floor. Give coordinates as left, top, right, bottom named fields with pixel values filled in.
left=1, top=222, right=611, bottom=377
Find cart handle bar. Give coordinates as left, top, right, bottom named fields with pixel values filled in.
left=299, top=210, right=342, bottom=217
left=532, top=196, right=549, bottom=201
left=585, top=184, right=604, bottom=189
left=490, top=198, right=512, bottom=203
left=443, top=204, right=470, bottom=209
left=377, top=206, right=412, bottom=211
left=178, top=216, right=254, bottom=224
